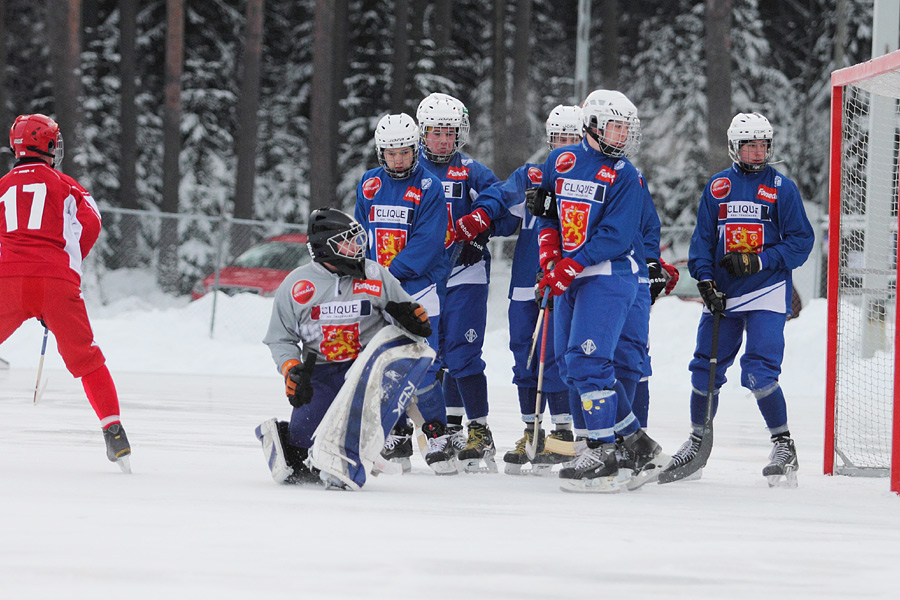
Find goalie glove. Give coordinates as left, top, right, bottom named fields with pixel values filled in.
left=454, top=208, right=491, bottom=243
left=697, top=280, right=726, bottom=314
left=456, top=229, right=490, bottom=267
left=283, top=350, right=317, bottom=408
left=539, top=257, right=584, bottom=297
left=385, top=301, right=433, bottom=338
left=647, top=258, right=667, bottom=304
left=660, top=258, right=679, bottom=295
left=525, top=187, right=558, bottom=220
left=719, top=251, right=762, bottom=277
left=538, top=228, right=562, bottom=271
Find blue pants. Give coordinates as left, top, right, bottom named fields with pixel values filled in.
left=288, top=362, right=352, bottom=448
left=508, top=298, right=566, bottom=392
left=441, top=283, right=489, bottom=419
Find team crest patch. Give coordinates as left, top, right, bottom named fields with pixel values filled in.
left=555, top=152, right=576, bottom=173
left=560, top=200, right=591, bottom=252
left=527, top=167, right=543, bottom=185
left=725, top=223, right=763, bottom=253
left=580, top=339, right=596, bottom=355
left=352, top=280, right=383, bottom=296
left=444, top=203, right=454, bottom=248
left=319, top=323, right=361, bottom=362
left=291, top=280, right=316, bottom=304
left=375, top=228, right=407, bottom=267
left=710, top=177, right=731, bottom=199
left=362, top=177, right=382, bottom=200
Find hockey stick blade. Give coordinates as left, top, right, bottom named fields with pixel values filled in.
left=657, top=425, right=713, bottom=484
left=543, top=435, right=579, bottom=456
left=33, top=377, right=49, bottom=405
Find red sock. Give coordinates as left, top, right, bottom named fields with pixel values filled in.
left=81, top=365, right=121, bottom=429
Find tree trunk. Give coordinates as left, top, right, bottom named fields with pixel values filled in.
left=705, top=0, right=732, bottom=173
left=0, top=0, right=8, bottom=171
left=310, top=0, right=339, bottom=213
left=159, top=0, right=184, bottom=291
left=232, top=0, right=265, bottom=257
left=47, top=0, right=82, bottom=177
left=491, top=0, right=508, bottom=174
left=506, top=0, right=532, bottom=178
left=117, top=0, right=139, bottom=268
left=390, top=0, right=410, bottom=112
left=600, top=0, right=618, bottom=89
left=433, top=0, right=451, bottom=75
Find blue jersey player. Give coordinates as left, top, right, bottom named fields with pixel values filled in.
left=664, top=112, right=814, bottom=488
left=354, top=113, right=456, bottom=475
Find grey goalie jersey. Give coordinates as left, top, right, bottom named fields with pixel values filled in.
left=264, top=259, right=416, bottom=370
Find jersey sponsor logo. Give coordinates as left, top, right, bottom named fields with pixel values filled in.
left=291, top=280, right=316, bottom=304
left=369, top=205, right=412, bottom=225
left=441, top=181, right=463, bottom=199
left=719, top=201, right=764, bottom=221
left=362, top=177, right=382, bottom=200
left=710, top=177, right=731, bottom=199
left=527, top=167, right=543, bottom=185
left=311, top=300, right=372, bottom=320
left=446, top=166, right=469, bottom=181
left=403, top=186, right=422, bottom=205
left=375, top=228, right=407, bottom=267
left=756, top=185, right=778, bottom=203
left=352, top=280, right=383, bottom=296
left=595, top=166, right=617, bottom=185
left=560, top=200, right=591, bottom=252
left=555, top=152, right=576, bottom=173
left=555, top=178, right=604, bottom=203
left=444, top=202, right=454, bottom=248
left=319, top=323, right=362, bottom=362
left=725, top=223, right=764, bottom=253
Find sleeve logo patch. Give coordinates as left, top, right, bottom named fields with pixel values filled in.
left=352, top=279, right=383, bottom=296
left=527, top=167, right=543, bottom=185
left=555, top=152, right=577, bottom=173
left=291, top=280, right=316, bottom=304
left=362, top=177, right=382, bottom=200
left=710, top=177, right=731, bottom=199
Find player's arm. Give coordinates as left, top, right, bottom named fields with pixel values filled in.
left=687, top=185, right=720, bottom=282
left=759, top=181, right=815, bottom=272
left=377, top=266, right=432, bottom=338
left=388, top=183, right=447, bottom=281
left=73, top=187, right=102, bottom=258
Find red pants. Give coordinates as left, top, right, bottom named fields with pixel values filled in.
left=0, top=276, right=106, bottom=377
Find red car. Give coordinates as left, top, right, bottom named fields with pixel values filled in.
left=191, top=233, right=311, bottom=299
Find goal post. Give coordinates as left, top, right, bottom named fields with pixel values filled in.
left=826, top=49, right=900, bottom=494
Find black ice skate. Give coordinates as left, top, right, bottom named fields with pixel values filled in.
left=763, top=434, right=799, bottom=488
left=658, top=432, right=704, bottom=483
left=619, top=429, right=672, bottom=491
left=457, top=422, right=498, bottom=473
left=446, top=423, right=467, bottom=458
left=380, top=421, right=414, bottom=473
left=503, top=427, right=544, bottom=475
left=103, top=423, right=132, bottom=474
left=422, top=421, right=458, bottom=475
left=530, top=429, right=572, bottom=476
left=559, top=441, right=622, bottom=493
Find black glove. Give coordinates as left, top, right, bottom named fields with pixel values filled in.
left=284, top=350, right=317, bottom=408
left=719, top=251, right=762, bottom=277
left=385, top=301, right=433, bottom=338
left=697, top=280, right=726, bottom=314
left=534, top=270, right=554, bottom=311
left=647, top=258, right=667, bottom=304
left=525, top=187, right=558, bottom=220
left=457, top=230, right=490, bottom=267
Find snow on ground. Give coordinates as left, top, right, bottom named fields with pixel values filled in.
left=1, top=265, right=898, bottom=599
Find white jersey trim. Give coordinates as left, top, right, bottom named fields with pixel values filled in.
left=714, top=280, right=787, bottom=314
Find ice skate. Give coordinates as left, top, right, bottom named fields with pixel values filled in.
left=658, top=433, right=704, bottom=483
left=619, top=429, right=672, bottom=491
left=559, top=442, right=623, bottom=493
left=103, top=423, right=132, bottom=474
left=763, top=434, right=798, bottom=488
left=457, top=422, right=498, bottom=473
left=446, top=423, right=467, bottom=458
left=530, top=429, right=572, bottom=476
left=422, top=421, right=458, bottom=475
left=502, top=427, right=544, bottom=475
left=380, top=420, right=414, bottom=474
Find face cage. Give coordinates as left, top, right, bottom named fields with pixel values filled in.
left=547, top=131, right=582, bottom=151
left=325, top=224, right=367, bottom=261
left=377, top=146, right=418, bottom=180
left=728, top=138, right=772, bottom=172
left=420, top=128, right=460, bottom=164
left=586, top=121, right=641, bottom=158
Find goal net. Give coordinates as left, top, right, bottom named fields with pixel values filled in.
left=827, top=49, right=900, bottom=493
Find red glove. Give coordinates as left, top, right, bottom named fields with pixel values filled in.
left=454, top=208, right=491, bottom=243
left=539, top=257, right=584, bottom=296
left=660, top=258, right=679, bottom=295
left=538, top=228, right=562, bottom=271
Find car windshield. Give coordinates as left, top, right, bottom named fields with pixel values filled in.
left=232, top=241, right=311, bottom=271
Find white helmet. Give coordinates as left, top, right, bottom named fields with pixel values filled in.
left=581, top=89, right=641, bottom=158
left=727, top=112, right=773, bottom=172
left=374, top=113, right=419, bottom=179
left=545, top=105, right=583, bottom=150
left=416, top=93, right=467, bottom=164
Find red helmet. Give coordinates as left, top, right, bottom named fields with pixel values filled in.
left=9, top=114, right=63, bottom=167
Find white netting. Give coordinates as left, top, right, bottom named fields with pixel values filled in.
left=834, top=72, right=900, bottom=475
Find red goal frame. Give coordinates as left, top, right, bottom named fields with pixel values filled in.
left=826, top=49, right=900, bottom=494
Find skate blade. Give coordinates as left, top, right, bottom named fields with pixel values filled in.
left=503, top=462, right=526, bottom=475
left=626, top=453, right=672, bottom=491
left=428, top=460, right=459, bottom=476
left=319, top=472, right=355, bottom=491
left=459, top=456, right=499, bottom=474
left=116, top=455, right=132, bottom=474
left=766, top=469, right=798, bottom=488
left=559, top=476, right=622, bottom=494
left=371, top=455, right=405, bottom=476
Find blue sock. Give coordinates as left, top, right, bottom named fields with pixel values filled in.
left=456, top=373, right=489, bottom=421
left=632, top=379, right=650, bottom=428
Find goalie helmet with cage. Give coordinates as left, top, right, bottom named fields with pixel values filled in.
left=375, top=113, right=419, bottom=180
left=307, top=208, right=368, bottom=279
left=9, top=113, right=64, bottom=169
left=727, top=112, right=773, bottom=173
left=581, top=90, right=641, bottom=158
left=546, top=104, right=583, bottom=150
left=416, top=93, right=468, bottom=164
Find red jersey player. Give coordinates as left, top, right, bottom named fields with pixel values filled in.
left=0, top=114, right=131, bottom=472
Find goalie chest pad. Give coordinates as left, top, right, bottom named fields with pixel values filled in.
left=310, top=325, right=435, bottom=489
